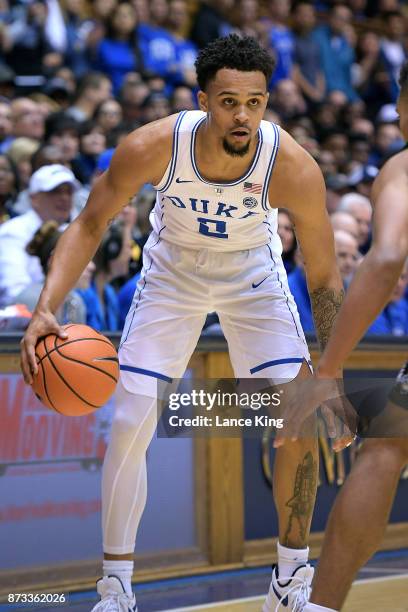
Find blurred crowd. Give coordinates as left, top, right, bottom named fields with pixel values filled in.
left=0, top=0, right=407, bottom=336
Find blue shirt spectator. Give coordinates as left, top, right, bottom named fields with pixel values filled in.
left=94, top=3, right=140, bottom=95
left=312, top=5, right=358, bottom=102
left=77, top=282, right=120, bottom=331
left=367, top=298, right=408, bottom=336
left=288, top=266, right=315, bottom=333
left=269, top=26, right=295, bottom=87
left=118, top=272, right=141, bottom=328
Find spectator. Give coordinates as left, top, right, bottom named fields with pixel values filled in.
left=12, top=142, right=88, bottom=216
left=368, top=121, right=404, bottom=167
left=78, top=220, right=132, bottom=331
left=5, top=0, right=63, bottom=85
left=94, top=98, right=123, bottom=135
left=119, top=75, right=149, bottom=125
left=234, top=0, right=268, bottom=46
left=171, top=86, right=196, bottom=112
left=277, top=209, right=297, bottom=274
left=10, top=97, right=44, bottom=142
left=347, top=163, right=378, bottom=197
left=7, top=137, right=40, bottom=188
left=349, top=134, right=371, bottom=166
left=0, top=100, right=13, bottom=153
left=354, top=30, right=389, bottom=118
left=316, top=149, right=337, bottom=179
left=166, top=0, right=198, bottom=88
left=16, top=220, right=88, bottom=324
left=288, top=249, right=314, bottom=333
left=190, top=0, right=234, bottom=49
left=139, top=91, right=170, bottom=124
left=313, top=4, right=358, bottom=102
left=44, top=112, right=80, bottom=165
left=266, top=0, right=294, bottom=88
left=338, top=192, right=372, bottom=251
left=66, top=71, right=112, bottom=122
left=270, top=79, right=307, bottom=121
left=320, top=129, right=349, bottom=172
left=368, top=262, right=408, bottom=335
left=75, top=120, right=106, bottom=185
left=94, top=3, right=142, bottom=95
left=43, top=77, right=72, bottom=111
left=380, top=11, right=406, bottom=103
left=330, top=210, right=359, bottom=242
left=0, top=153, right=20, bottom=224
left=333, top=229, right=360, bottom=286
left=0, top=164, right=79, bottom=307
left=63, top=0, right=93, bottom=78
left=292, top=1, right=325, bottom=104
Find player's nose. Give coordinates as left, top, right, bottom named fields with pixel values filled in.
left=234, top=106, right=249, bottom=123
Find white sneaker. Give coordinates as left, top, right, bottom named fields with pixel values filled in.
left=262, top=564, right=314, bottom=612
left=91, top=576, right=137, bottom=611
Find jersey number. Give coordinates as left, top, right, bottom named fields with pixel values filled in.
left=197, top=218, right=228, bottom=239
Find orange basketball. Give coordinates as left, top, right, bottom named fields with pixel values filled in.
left=32, top=324, right=119, bottom=416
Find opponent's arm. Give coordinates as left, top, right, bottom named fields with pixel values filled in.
left=272, top=131, right=344, bottom=353
left=318, top=155, right=408, bottom=376
left=21, top=115, right=176, bottom=383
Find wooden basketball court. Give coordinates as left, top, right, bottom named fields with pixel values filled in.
left=168, top=574, right=408, bottom=612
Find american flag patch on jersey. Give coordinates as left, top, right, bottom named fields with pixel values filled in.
left=243, top=181, right=262, bottom=194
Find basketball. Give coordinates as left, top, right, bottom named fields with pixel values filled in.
left=32, top=324, right=119, bottom=416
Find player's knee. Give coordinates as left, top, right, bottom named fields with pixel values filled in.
left=361, top=438, right=408, bottom=468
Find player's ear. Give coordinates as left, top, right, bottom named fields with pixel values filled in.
left=197, top=91, right=208, bottom=113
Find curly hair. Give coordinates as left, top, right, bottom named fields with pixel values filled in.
left=399, top=60, right=408, bottom=94
left=195, top=34, right=275, bottom=92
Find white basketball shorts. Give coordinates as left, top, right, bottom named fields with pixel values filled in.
left=119, top=232, right=311, bottom=398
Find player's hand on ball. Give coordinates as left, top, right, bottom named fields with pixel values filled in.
left=20, top=309, right=68, bottom=385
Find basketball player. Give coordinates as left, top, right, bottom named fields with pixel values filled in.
left=20, top=36, right=346, bottom=611
left=299, top=63, right=408, bottom=612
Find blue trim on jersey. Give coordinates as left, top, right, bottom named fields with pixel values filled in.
left=120, top=364, right=173, bottom=383
left=190, top=116, right=263, bottom=186
left=157, top=111, right=187, bottom=193
left=250, top=357, right=304, bottom=374
left=261, top=123, right=280, bottom=211
left=119, top=231, right=164, bottom=349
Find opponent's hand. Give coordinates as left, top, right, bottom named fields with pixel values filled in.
left=20, top=309, right=68, bottom=385
left=273, top=374, right=357, bottom=452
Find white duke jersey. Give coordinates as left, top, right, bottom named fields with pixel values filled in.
left=151, top=110, right=283, bottom=254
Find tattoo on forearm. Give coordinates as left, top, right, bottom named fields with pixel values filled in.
left=310, top=287, right=345, bottom=351
left=283, top=451, right=317, bottom=548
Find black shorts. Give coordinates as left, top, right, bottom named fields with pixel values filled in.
left=388, top=361, right=408, bottom=409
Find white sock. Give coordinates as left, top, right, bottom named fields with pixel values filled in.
left=303, top=604, right=338, bottom=612
left=277, top=542, right=309, bottom=579
left=103, top=559, right=134, bottom=597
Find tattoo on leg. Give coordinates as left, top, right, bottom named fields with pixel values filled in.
left=283, top=451, right=317, bottom=547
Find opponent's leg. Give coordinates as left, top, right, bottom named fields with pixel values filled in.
left=304, top=437, right=408, bottom=612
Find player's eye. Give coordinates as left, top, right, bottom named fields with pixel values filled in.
left=248, top=99, right=260, bottom=106
left=222, top=98, right=235, bottom=106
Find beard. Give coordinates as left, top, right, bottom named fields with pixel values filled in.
left=222, top=136, right=251, bottom=157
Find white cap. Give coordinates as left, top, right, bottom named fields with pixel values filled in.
left=377, top=104, right=398, bottom=124
left=28, top=164, right=80, bottom=195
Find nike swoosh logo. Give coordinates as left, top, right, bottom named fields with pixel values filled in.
left=251, top=275, right=271, bottom=289
left=272, top=581, right=289, bottom=607
left=175, top=177, right=194, bottom=183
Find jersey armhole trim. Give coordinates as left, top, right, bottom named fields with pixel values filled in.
left=154, top=111, right=187, bottom=192
left=261, top=123, right=280, bottom=211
